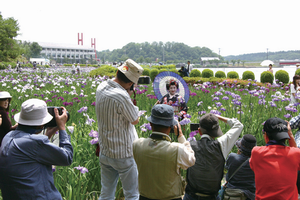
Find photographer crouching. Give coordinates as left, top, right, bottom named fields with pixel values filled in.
left=0, top=99, right=73, bottom=200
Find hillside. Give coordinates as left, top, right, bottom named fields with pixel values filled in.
left=224, top=50, right=300, bottom=62
left=96, top=42, right=219, bottom=63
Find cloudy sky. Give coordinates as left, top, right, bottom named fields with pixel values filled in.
left=2, top=0, right=300, bottom=56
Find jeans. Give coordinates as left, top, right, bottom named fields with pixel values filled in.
left=183, top=193, right=220, bottom=200
left=99, top=154, right=139, bottom=200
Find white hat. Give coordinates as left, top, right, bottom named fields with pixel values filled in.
left=0, top=91, right=12, bottom=99
left=118, top=59, right=144, bottom=83
left=14, top=99, right=53, bottom=126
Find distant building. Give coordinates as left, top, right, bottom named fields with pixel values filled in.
left=278, top=59, right=300, bottom=66
left=30, top=58, right=50, bottom=65
left=39, top=42, right=95, bottom=63
left=200, top=57, right=220, bottom=65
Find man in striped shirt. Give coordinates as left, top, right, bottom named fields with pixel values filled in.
left=96, top=59, right=143, bottom=200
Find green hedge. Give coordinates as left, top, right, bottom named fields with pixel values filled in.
left=227, top=71, right=239, bottom=79
left=150, top=69, right=159, bottom=81
left=275, top=70, right=289, bottom=84
left=296, top=68, right=300, bottom=76
left=190, top=69, right=201, bottom=77
left=89, top=65, right=117, bottom=77
left=202, top=69, right=214, bottom=78
left=142, top=68, right=150, bottom=76
left=215, top=71, right=226, bottom=78
left=242, top=71, right=255, bottom=80
left=260, top=71, right=274, bottom=83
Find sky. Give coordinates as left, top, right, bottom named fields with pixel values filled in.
left=1, top=0, right=300, bottom=57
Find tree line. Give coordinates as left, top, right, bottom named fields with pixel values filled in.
left=96, top=42, right=221, bottom=64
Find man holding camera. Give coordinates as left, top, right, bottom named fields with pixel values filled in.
left=133, top=104, right=195, bottom=200
left=96, top=59, right=143, bottom=200
left=0, top=98, right=73, bottom=200
left=184, top=113, right=243, bottom=200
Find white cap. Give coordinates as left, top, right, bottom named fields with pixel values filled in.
left=14, top=99, right=53, bottom=126
left=118, top=59, right=144, bottom=83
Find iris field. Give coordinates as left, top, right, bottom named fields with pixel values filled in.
left=0, top=67, right=296, bottom=199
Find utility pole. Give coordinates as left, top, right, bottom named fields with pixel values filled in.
left=267, top=48, right=268, bottom=60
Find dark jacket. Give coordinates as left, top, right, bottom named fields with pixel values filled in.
left=185, top=137, right=225, bottom=195
left=0, top=107, right=12, bottom=146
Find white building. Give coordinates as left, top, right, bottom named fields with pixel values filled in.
left=39, top=42, right=95, bottom=63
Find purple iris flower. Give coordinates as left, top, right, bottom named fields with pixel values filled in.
left=284, top=114, right=291, bottom=119
left=197, top=101, right=203, bottom=106
left=74, top=165, right=89, bottom=174
left=220, top=107, right=226, bottom=111
left=212, top=97, right=220, bottom=101
left=198, top=111, right=206, bottom=115
left=89, top=137, right=99, bottom=145
left=210, top=110, right=221, bottom=115
left=89, top=130, right=98, bottom=138
left=222, top=96, right=229, bottom=100
left=78, top=106, right=88, bottom=113
left=180, top=118, right=191, bottom=125
left=215, top=102, right=222, bottom=107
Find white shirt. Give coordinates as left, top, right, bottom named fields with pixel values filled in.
left=96, top=79, right=139, bottom=159
left=201, top=118, right=243, bottom=159
left=290, top=83, right=299, bottom=104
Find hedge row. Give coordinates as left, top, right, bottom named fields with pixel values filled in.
left=89, top=66, right=291, bottom=84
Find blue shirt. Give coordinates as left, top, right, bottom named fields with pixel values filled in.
left=0, top=127, right=73, bottom=200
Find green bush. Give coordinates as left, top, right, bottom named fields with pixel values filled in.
left=275, top=70, right=289, bottom=84
left=158, top=69, right=168, bottom=74
left=242, top=71, right=255, bottom=80
left=150, top=69, right=159, bottom=81
left=190, top=69, right=201, bottom=77
left=260, top=71, right=274, bottom=83
left=89, top=65, right=117, bottom=77
left=219, top=64, right=228, bottom=68
left=296, top=69, right=300, bottom=76
left=169, top=69, right=179, bottom=74
left=227, top=71, right=239, bottom=79
left=202, top=69, right=214, bottom=78
left=142, top=68, right=150, bottom=76
left=215, top=71, right=226, bottom=78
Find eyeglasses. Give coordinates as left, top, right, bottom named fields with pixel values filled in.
left=0, top=98, right=9, bottom=101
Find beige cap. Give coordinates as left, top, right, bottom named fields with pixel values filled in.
left=118, top=59, right=143, bottom=83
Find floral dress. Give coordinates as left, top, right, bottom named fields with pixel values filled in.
left=159, top=93, right=188, bottom=116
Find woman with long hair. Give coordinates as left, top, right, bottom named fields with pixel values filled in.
left=0, top=91, right=17, bottom=146
left=290, top=75, right=300, bottom=105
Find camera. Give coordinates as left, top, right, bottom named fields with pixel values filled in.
left=45, top=107, right=70, bottom=127
left=190, top=123, right=200, bottom=131
left=130, top=84, right=134, bottom=91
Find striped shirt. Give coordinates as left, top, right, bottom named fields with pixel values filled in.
left=96, top=79, right=139, bottom=159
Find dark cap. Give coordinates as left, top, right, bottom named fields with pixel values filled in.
left=263, top=117, right=290, bottom=140
left=147, top=104, right=177, bottom=127
left=235, top=134, right=256, bottom=154
left=199, top=113, right=223, bottom=137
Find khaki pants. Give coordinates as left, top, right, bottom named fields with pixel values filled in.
left=224, top=188, right=247, bottom=200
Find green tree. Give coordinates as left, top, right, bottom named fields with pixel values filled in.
left=231, top=60, right=236, bottom=66
left=30, top=42, right=42, bottom=57
left=0, top=15, right=20, bottom=61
